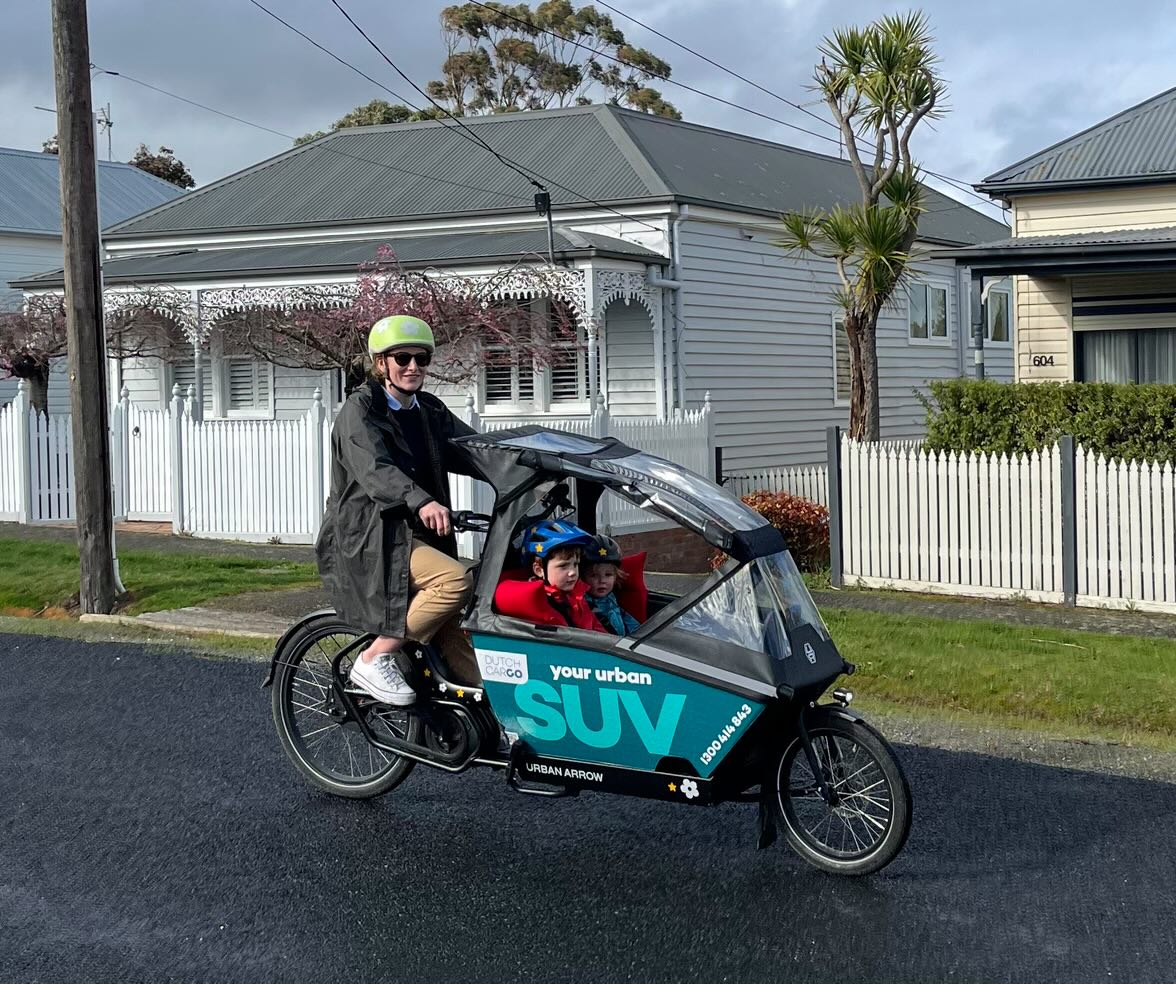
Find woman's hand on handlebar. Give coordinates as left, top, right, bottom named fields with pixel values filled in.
left=417, top=501, right=452, bottom=537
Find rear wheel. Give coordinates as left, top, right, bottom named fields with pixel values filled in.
left=774, top=710, right=911, bottom=876
left=271, top=616, right=421, bottom=799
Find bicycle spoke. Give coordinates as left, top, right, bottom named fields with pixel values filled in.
left=280, top=626, right=413, bottom=786
left=782, top=729, right=896, bottom=861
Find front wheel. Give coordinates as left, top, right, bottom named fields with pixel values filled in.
left=271, top=616, right=421, bottom=799
left=774, top=709, right=912, bottom=876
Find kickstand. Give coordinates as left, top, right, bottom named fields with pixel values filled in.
left=757, top=791, right=778, bottom=849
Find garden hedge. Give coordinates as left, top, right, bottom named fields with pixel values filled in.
left=920, top=380, right=1176, bottom=462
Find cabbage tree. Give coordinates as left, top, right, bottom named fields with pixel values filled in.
left=776, top=12, right=946, bottom=441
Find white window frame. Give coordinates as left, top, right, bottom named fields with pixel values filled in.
left=546, top=310, right=590, bottom=412
left=985, top=287, right=1013, bottom=347
left=907, top=281, right=952, bottom=346
left=831, top=313, right=851, bottom=407
left=161, top=339, right=275, bottom=420
left=477, top=299, right=590, bottom=415
left=479, top=336, right=538, bottom=413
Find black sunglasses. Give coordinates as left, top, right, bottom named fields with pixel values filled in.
left=385, top=350, right=432, bottom=368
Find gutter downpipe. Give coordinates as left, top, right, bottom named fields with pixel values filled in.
left=955, top=263, right=970, bottom=378
left=645, top=204, right=688, bottom=413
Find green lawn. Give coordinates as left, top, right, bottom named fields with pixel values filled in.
left=826, top=608, right=1176, bottom=747
left=4, top=535, right=1176, bottom=750
left=0, top=538, right=319, bottom=616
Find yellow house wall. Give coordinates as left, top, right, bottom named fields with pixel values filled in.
left=1014, top=276, right=1073, bottom=381
left=1015, top=183, right=1176, bottom=235
left=1010, top=183, right=1176, bottom=381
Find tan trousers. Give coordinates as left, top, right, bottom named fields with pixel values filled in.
left=407, top=539, right=478, bottom=683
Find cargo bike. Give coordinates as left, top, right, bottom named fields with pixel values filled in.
left=264, top=427, right=912, bottom=876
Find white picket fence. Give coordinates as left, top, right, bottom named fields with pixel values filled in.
left=723, top=464, right=829, bottom=506
left=1075, top=452, right=1176, bottom=609
left=839, top=436, right=1176, bottom=613
left=0, top=381, right=714, bottom=547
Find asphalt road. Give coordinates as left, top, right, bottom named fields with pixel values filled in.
left=3, top=635, right=1174, bottom=984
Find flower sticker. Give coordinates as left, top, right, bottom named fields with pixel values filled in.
left=681, top=778, right=699, bottom=800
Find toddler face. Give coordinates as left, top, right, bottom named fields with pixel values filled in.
left=536, top=549, right=581, bottom=593
left=584, top=563, right=618, bottom=598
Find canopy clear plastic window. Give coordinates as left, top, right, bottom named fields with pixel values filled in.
left=595, top=452, right=767, bottom=532
left=494, top=432, right=610, bottom=455
left=661, top=551, right=829, bottom=661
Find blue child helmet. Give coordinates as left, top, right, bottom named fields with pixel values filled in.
left=521, top=519, right=594, bottom=559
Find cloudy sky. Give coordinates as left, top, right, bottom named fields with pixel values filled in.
left=4, top=0, right=1174, bottom=220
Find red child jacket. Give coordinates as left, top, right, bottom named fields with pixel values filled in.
left=493, top=576, right=606, bottom=632
left=541, top=581, right=606, bottom=632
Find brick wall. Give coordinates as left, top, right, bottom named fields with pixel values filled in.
left=616, top=526, right=714, bottom=573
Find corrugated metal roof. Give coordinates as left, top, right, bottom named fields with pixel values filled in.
left=106, top=105, right=1006, bottom=247
left=11, top=228, right=665, bottom=289
left=979, top=86, right=1176, bottom=192
left=0, top=147, right=185, bottom=235
left=612, top=111, right=1006, bottom=246
left=939, top=227, right=1176, bottom=253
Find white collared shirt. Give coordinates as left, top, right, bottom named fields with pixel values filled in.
left=385, top=389, right=420, bottom=411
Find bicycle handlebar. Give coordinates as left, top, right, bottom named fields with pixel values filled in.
left=451, top=510, right=492, bottom=533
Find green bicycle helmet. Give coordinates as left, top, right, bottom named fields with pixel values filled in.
left=368, top=315, right=435, bottom=355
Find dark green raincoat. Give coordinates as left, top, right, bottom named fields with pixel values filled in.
left=315, top=380, right=476, bottom=638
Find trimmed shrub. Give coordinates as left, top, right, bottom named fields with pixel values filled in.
left=740, top=490, right=830, bottom=573
left=920, top=379, right=1176, bottom=463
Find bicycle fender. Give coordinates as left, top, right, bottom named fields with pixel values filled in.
left=808, top=703, right=865, bottom=726
left=260, top=608, right=338, bottom=689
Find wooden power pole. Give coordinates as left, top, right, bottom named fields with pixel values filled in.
left=52, top=0, right=117, bottom=613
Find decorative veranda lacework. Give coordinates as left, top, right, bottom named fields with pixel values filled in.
left=594, top=269, right=662, bottom=323
left=92, top=265, right=659, bottom=345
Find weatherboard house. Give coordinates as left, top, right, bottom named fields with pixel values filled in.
left=935, top=85, right=1176, bottom=387
left=13, top=106, right=1010, bottom=470
left=0, top=146, right=184, bottom=409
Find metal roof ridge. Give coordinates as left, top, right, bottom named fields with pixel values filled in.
left=979, top=83, right=1176, bottom=187
left=592, top=106, right=674, bottom=199
left=326, top=103, right=604, bottom=138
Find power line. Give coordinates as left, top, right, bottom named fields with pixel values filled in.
left=96, top=68, right=535, bottom=204
left=593, top=0, right=833, bottom=131
left=474, top=0, right=995, bottom=211
left=325, top=0, right=549, bottom=195
left=98, top=69, right=294, bottom=142
left=313, top=0, right=665, bottom=234
left=244, top=0, right=417, bottom=111
left=464, top=0, right=838, bottom=147
left=247, top=0, right=662, bottom=233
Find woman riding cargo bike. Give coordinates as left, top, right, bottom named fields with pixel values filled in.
left=267, top=316, right=913, bottom=877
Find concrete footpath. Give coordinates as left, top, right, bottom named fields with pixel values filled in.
left=7, top=521, right=1176, bottom=643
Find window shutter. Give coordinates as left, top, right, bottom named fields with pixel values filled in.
left=550, top=348, right=585, bottom=403
left=226, top=357, right=271, bottom=412
left=483, top=361, right=514, bottom=404
left=173, top=359, right=211, bottom=406
left=517, top=363, right=535, bottom=404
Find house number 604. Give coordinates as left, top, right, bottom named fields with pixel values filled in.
left=1031, top=355, right=1055, bottom=367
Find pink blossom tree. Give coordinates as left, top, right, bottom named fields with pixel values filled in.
left=0, top=292, right=190, bottom=414
left=210, top=248, right=583, bottom=395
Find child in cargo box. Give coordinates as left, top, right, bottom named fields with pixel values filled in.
left=518, top=520, right=605, bottom=632
left=582, top=534, right=640, bottom=636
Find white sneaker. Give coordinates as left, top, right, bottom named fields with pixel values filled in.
left=349, top=652, right=416, bottom=706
